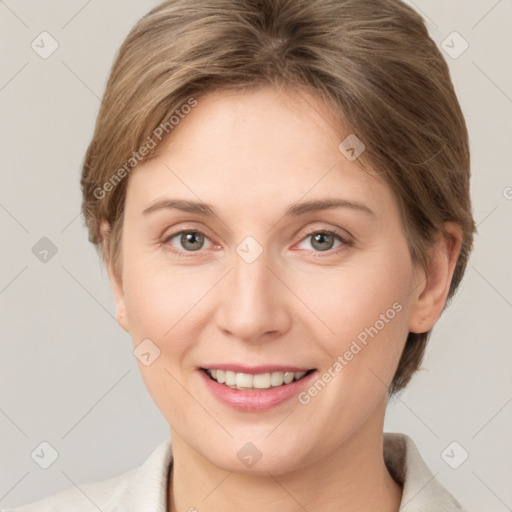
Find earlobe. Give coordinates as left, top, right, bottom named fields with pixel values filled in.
left=112, top=275, right=130, bottom=333
left=408, top=222, right=462, bottom=334
left=100, top=221, right=130, bottom=333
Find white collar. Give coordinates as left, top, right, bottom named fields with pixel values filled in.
left=107, top=432, right=465, bottom=511
left=8, top=432, right=465, bottom=511
left=383, top=432, right=465, bottom=511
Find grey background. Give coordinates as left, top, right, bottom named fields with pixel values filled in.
left=1, top=1, right=511, bottom=510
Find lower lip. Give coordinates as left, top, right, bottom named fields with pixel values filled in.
left=199, top=369, right=317, bottom=412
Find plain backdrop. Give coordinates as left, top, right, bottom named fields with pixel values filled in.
left=1, top=1, right=511, bottom=510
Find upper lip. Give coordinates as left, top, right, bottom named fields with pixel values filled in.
left=200, top=364, right=315, bottom=373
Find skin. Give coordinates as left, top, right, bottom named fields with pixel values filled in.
left=102, top=86, right=462, bottom=512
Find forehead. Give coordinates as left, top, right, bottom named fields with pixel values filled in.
left=125, top=86, right=396, bottom=221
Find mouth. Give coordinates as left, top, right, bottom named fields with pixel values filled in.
left=200, top=368, right=316, bottom=391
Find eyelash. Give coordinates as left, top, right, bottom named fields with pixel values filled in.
left=161, top=227, right=352, bottom=258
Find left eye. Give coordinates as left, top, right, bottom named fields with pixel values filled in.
left=297, top=230, right=344, bottom=252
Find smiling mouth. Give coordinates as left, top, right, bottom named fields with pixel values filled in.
left=201, top=368, right=316, bottom=390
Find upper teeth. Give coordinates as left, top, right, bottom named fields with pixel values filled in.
left=206, top=369, right=308, bottom=390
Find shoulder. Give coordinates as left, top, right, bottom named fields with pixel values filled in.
left=384, top=432, right=468, bottom=511
left=3, top=438, right=173, bottom=512
left=1, top=468, right=137, bottom=512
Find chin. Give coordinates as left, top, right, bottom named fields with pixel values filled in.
left=188, top=433, right=315, bottom=476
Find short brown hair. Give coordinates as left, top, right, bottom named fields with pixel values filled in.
left=81, top=0, right=476, bottom=394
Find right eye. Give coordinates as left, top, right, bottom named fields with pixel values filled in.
left=163, top=230, right=214, bottom=255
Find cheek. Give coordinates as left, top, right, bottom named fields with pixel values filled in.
left=297, top=248, right=414, bottom=393
left=121, top=253, right=197, bottom=353
left=287, top=254, right=412, bottom=443
left=120, top=255, right=202, bottom=422
left=302, top=256, right=411, bottom=343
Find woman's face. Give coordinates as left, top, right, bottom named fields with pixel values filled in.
left=110, top=86, right=428, bottom=474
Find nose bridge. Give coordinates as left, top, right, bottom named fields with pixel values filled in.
left=216, top=238, right=289, bottom=341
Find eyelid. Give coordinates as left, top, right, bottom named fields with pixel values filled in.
left=298, top=225, right=352, bottom=243
left=161, top=222, right=215, bottom=243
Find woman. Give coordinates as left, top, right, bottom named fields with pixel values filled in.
left=7, top=0, right=475, bottom=510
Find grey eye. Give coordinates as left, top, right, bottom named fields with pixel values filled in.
left=179, top=231, right=205, bottom=251
left=309, top=232, right=336, bottom=252
left=166, top=230, right=210, bottom=252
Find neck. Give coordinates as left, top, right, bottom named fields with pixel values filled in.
left=168, top=402, right=402, bottom=512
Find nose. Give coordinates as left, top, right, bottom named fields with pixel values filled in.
left=214, top=246, right=292, bottom=343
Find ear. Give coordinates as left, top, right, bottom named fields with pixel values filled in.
left=100, top=221, right=130, bottom=333
left=408, top=222, right=463, bottom=334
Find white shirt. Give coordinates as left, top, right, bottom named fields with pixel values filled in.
left=3, top=432, right=466, bottom=511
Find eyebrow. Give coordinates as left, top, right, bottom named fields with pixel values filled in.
left=142, top=198, right=375, bottom=218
